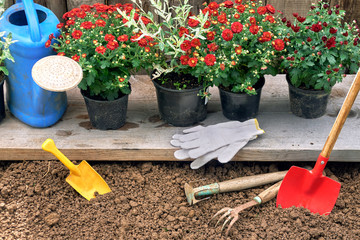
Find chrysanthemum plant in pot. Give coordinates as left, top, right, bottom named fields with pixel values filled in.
left=50, top=3, right=155, bottom=130
left=280, top=1, right=360, bottom=118
left=200, top=0, right=286, bottom=121
left=120, top=0, right=214, bottom=127
left=0, top=2, right=15, bottom=123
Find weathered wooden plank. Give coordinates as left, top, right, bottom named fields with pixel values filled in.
left=267, top=0, right=317, bottom=20
left=0, top=74, right=360, bottom=162
left=67, top=0, right=105, bottom=11
left=4, top=0, right=14, bottom=9
left=44, top=0, right=67, bottom=21
left=338, top=0, right=360, bottom=24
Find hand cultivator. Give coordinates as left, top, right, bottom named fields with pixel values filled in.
left=210, top=181, right=282, bottom=236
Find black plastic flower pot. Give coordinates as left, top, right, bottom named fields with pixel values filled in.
left=287, top=76, right=330, bottom=119
left=152, top=80, right=207, bottom=127
left=81, top=90, right=129, bottom=130
left=219, top=76, right=265, bottom=121
left=0, top=76, right=5, bottom=123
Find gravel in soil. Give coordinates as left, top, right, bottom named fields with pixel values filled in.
left=0, top=160, right=360, bottom=239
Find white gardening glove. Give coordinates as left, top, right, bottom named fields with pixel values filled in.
left=171, top=119, right=264, bottom=159
left=174, top=140, right=252, bottom=169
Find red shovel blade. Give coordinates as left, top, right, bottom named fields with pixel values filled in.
left=276, top=166, right=341, bottom=215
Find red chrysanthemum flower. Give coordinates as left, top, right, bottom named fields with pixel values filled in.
left=180, top=55, right=190, bottom=65
left=207, top=31, right=215, bottom=41
left=56, top=23, right=64, bottom=29
left=220, top=63, right=225, bottom=71
left=72, top=30, right=83, bottom=39
left=118, top=35, right=129, bottom=42
left=224, top=1, right=234, bottom=8
left=137, top=38, right=148, bottom=47
left=80, top=4, right=91, bottom=12
left=107, top=41, right=119, bottom=50
left=66, top=19, right=75, bottom=26
left=80, top=21, right=93, bottom=29
left=222, top=29, right=233, bottom=41
left=45, top=40, right=51, bottom=48
left=236, top=4, right=245, bottom=13
left=95, top=19, right=106, bottom=27
left=257, top=6, right=267, bottom=15
left=266, top=4, right=275, bottom=14
left=179, top=27, right=189, bottom=37
left=272, top=39, right=285, bottom=51
left=249, top=17, right=256, bottom=25
left=291, top=25, right=300, bottom=33
left=249, top=25, right=259, bottom=35
left=72, top=54, right=80, bottom=62
left=265, top=15, right=275, bottom=23
left=188, top=18, right=200, bottom=27
left=95, top=46, right=107, bottom=54
left=207, top=43, right=219, bottom=52
left=258, top=32, right=272, bottom=42
left=95, top=4, right=109, bottom=13
left=141, top=16, right=152, bottom=25
left=204, top=54, right=216, bottom=66
left=188, top=58, right=198, bottom=67
left=57, top=52, right=66, bottom=56
left=191, top=38, right=201, bottom=48
left=208, top=2, right=219, bottom=10
left=180, top=40, right=192, bottom=51
left=231, top=22, right=243, bottom=33
left=235, top=46, right=242, bottom=55
left=325, top=36, right=336, bottom=49
left=297, top=16, right=306, bottom=22
left=203, top=21, right=211, bottom=29
left=104, top=34, right=115, bottom=42
left=330, top=27, right=337, bottom=34
left=311, top=23, right=322, bottom=32
left=77, top=11, right=86, bottom=19
left=217, top=14, right=227, bottom=24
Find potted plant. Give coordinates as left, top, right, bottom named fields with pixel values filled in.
left=0, top=2, right=15, bottom=123
left=280, top=1, right=360, bottom=118
left=120, top=0, right=213, bottom=127
left=50, top=3, right=155, bottom=130
left=199, top=0, right=286, bottom=121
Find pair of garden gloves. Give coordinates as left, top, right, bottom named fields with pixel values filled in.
left=170, top=119, right=265, bottom=169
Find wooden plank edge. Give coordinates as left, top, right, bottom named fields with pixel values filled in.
left=1, top=148, right=359, bottom=162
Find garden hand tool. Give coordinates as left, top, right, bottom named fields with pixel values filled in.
left=171, top=118, right=264, bottom=161
left=277, top=69, right=360, bottom=215
left=42, top=139, right=111, bottom=201
left=185, top=170, right=287, bottom=205
left=211, top=180, right=282, bottom=236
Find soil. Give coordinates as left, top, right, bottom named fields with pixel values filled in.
left=155, top=72, right=200, bottom=90
left=1, top=160, right=360, bottom=240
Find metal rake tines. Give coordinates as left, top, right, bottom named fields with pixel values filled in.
left=210, top=200, right=258, bottom=236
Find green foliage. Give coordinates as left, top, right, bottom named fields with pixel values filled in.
left=0, top=3, right=16, bottom=76
left=280, top=0, right=360, bottom=91
left=52, top=3, right=154, bottom=100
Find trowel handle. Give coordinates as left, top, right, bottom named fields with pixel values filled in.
left=21, top=0, right=42, bottom=42
left=316, top=69, right=360, bottom=174
left=218, top=171, right=288, bottom=193
left=42, top=139, right=80, bottom=176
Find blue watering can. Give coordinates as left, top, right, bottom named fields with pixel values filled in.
left=0, top=0, right=67, bottom=128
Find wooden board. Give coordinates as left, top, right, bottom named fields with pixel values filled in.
left=267, top=0, right=317, bottom=20
left=1, top=74, right=360, bottom=162
left=66, top=0, right=105, bottom=11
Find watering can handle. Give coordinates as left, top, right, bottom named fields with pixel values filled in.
left=17, top=0, right=42, bottom=42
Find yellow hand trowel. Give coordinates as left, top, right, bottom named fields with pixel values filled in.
left=42, top=139, right=111, bottom=200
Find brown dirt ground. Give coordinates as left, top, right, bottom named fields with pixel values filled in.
left=0, top=160, right=360, bottom=240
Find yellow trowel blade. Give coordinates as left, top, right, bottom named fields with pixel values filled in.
left=66, top=160, right=111, bottom=201
left=42, top=139, right=111, bottom=201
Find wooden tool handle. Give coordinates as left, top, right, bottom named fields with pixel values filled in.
left=321, top=70, right=360, bottom=158
left=257, top=181, right=282, bottom=203
left=218, top=171, right=287, bottom=193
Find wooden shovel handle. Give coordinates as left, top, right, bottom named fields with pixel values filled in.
left=321, top=70, right=360, bottom=158
left=218, top=171, right=287, bottom=193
